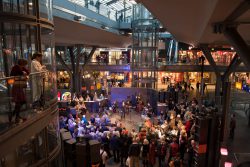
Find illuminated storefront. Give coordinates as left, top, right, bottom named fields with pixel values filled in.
left=57, top=71, right=70, bottom=89
left=178, top=49, right=236, bottom=65
left=234, top=72, right=250, bottom=93
left=91, top=48, right=131, bottom=65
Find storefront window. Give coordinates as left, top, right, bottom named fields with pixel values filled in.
left=57, top=71, right=70, bottom=89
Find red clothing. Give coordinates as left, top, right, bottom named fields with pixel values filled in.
left=10, top=65, right=29, bottom=76
left=185, top=120, right=191, bottom=132
left=10, top=65, right=29, bottom=103
left=170, top=142, right=179, bottom=157
left=149, top=143, right=156, bottom=165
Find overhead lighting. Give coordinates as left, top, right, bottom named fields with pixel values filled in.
left=74, top=15, right=86, bottom=21
left=231, top=47, right=234, bottom=50
left=28, top=2, right=33, bottom=6
left=101, top=25, right=109, bottom=30
left=220, top=148, right=228, bottom=156
left=224, top=162, right=232, bottom=167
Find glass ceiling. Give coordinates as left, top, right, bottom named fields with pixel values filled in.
left=99, top=0, right=136, bottom=12
left=68, top=0, right=136, bottom=22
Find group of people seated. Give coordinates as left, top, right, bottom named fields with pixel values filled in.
left=59, top=85, right=209, bottom=167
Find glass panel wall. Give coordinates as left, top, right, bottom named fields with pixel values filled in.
left=0, top=115, right=61, bottom=167
left=0, top=0, right=35, bottom=15
left=39, top=0, right=53, bottom=21
left=0, top=0, right=56, bottom=134
left=47, top=114, right=60, bottom=153
left=131, top=4, right=159, bottom=89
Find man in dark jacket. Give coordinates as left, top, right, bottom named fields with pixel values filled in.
left=120, top=134, right=129, bottom=166
left=128, top=138, right=140, bottom=167
left=101, top=133, right=111, bottom=158
left=110, top=132, right=120, bottom=163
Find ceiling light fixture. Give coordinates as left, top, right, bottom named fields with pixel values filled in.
left=74, top=15, right=86, bottom=21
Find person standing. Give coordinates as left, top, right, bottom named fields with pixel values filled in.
left=31, top=52, right=46, bottom=108
left=229, top=114, right=236, bottom=139
left=100, top=145, right=108, bottom=167
left=10, top=59, right=29, bottom=123
left=110, top=132, right=120, bottom=163
left=121, top=100, right=126, bottom=119
left=142, top=139, right=150, bottom=167
left=157, top=139, right=166, bottom=167
left=169, top=137, right=179, bottom=163
left=196, top=81, right=200, bottom=92
left=149, top=139, right=156, bottom=167
left=120, top=133, right=129, bottom=166
left=128, top=138, right=140, bottom=167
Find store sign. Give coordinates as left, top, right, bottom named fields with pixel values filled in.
left=235, top=82, right=242, bottom=89
left=62, top=92, right=71, bottom=101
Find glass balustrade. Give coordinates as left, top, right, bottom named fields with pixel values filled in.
left=0, top=0, right=35, bottom=15
left=0, top=18, right=56, bottom=135
left=0, top=115, right=61, bottom=167
left=0, top=71, right=57, bottom=134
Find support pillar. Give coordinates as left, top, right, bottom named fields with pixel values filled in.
left=215, top=75, right=222, bottom=104
left=201, top=45, right=221, bottom=104
left=220, top=82, right=231, bottom=141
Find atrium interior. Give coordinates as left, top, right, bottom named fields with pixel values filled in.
left=0, top=0, right=250, bottom=167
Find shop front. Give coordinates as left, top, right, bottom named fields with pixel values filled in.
left=234, top=73, right=250, bottom=93
left=178, top=49, right=236, bottom=66
left=57, top=71, right=70, bottom=89
left=91, top=48, right=131, bottom=65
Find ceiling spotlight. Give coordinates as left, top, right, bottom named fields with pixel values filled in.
left=74, top=15, right=86, bottom=21
left=101, top=25, right=109, bottom=30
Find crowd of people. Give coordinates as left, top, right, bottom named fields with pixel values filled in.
left=59, top=84, right=209, bottom=167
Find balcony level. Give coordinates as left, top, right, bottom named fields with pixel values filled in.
left=0, top=72, right=59, bottom=158
left=57, top=62, right=250, bottom=72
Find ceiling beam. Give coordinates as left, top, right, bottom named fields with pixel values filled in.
left=223, top=27, right=250, bottom=69
left=223, top=54, right=242, bottom=81
left=225, top=0, right=250, bottom=22
left=106, top=0, right=120, bottom=6
left=200, top=45, right=221, bottom=78
left=117, top=6, right=132, bottom=13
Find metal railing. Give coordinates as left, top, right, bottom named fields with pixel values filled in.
left=233, top=153, right=250, bottom=167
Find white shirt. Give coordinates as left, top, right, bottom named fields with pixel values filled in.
left=31, top=59, right=44, bottom=73
left=68, top=118, right=76, bottom=130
